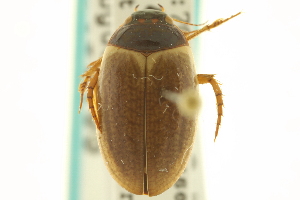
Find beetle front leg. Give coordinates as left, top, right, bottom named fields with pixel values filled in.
left=197, top=74, right=223, bottom=141
left=78, top=57, right=102, bottom=131
left=79, top=75, right=90, bottom=112
left=86, top=71, right=101, bottom=131
left=78, top=57, right=102, bottom=113
left=184, top=12, right=241, bottom=41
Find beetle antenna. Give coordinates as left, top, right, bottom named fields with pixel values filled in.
left=158, top=4, right=165, bottom=12
left=134, top=4, right=139, bottom=11
left=172, top=18, right=208, bottom=26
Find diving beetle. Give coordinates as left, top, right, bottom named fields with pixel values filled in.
left=79, top=4, right=240, bottom=196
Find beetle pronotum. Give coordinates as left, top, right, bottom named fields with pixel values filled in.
left=79, top=4, right=240, bottom=197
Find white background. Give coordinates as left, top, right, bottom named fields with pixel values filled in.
left=0, top=0, right=300, bottom=200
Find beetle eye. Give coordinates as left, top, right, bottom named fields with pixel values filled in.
left=165, top=16, right=173, bottom=24
left=124, top=16, right=133, bottom=24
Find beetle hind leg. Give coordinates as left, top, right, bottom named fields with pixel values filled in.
left=197, top=74, right=223, bottom=141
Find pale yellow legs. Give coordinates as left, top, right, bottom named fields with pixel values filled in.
left=78, top=57, right=102, bottom=132
left=183, top=12, right=241, bottom=40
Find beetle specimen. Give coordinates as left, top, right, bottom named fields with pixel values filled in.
left=79, top=4, right=240, bottom=196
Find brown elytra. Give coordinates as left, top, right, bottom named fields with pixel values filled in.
left=97, top=46, right=198, bottom=196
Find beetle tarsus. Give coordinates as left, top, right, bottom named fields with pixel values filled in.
left=183, top=12, right=241, bottom=41
left=78, top=76, right=90, bottom=113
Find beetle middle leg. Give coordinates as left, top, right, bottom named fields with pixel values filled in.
left=197, top=74, right=223, bottom=141
left=78, top=57, right=102, bottom=131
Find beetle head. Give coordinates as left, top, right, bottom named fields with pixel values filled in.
left=124, top=5, right=174, bottom=26
left=109, top=4, right=188, bottom=55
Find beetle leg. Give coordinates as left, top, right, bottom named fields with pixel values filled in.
left=184, top=12, right=241, bottom=41
left=86, top=71, right=101, bottom=131
left=78, top=57, right=102, bottom=131
left=81, top=57, right=102, bottom=77
left=79, top=75, right=90, bottom=112
left=78, top=57, right=102, bottom=113
left=197, top=74, right=223, bottom=142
